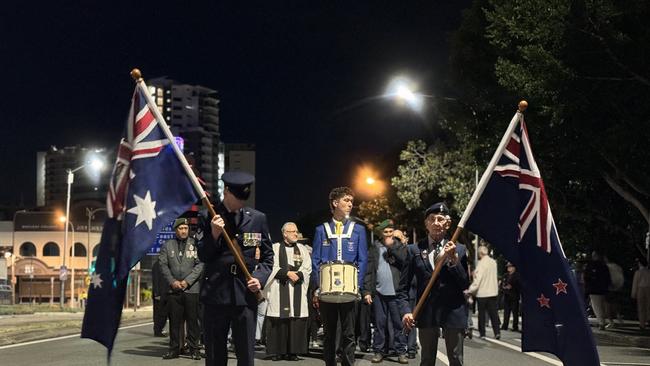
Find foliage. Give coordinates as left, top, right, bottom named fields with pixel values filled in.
left=391, top=140, right=476, bottom=217
left=358, top=196, right=394, bottom=228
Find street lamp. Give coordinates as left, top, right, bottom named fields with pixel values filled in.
left=86, top=207, right=106, bottom=272
left=60, top=152, right=103, bottom=308
left=59, top=216, right=76, bottom=307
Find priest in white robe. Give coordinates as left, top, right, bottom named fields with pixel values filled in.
left=263, top=222, right=312, bottom=360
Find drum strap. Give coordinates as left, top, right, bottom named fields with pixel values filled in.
left=323, top=221, right=355, bottom=261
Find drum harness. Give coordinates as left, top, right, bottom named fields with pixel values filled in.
left=323, top=221, right=356, bottom=261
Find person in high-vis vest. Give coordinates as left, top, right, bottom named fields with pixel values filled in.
left=311, top=187, right=368, bottom=366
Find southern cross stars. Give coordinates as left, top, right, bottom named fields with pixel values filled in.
left=127, top=190, right=157, bottom=230
left=537, top=293, right=551, bottom=308
left=552, top=278, right=568, bottom=295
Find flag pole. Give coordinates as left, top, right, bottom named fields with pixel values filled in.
left=410, top=101, right=528, bottom=323
left=129, top=68, right=264, bottom=302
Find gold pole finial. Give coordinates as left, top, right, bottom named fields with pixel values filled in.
left=518, top=100, right=528, bottom=112
left=130, top=68, right=143, bottom=81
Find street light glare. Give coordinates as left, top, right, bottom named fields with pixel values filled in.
left=89, top=157, right=104, bottom=172
left=59, top=216, right=67, bottom=223
left=385, top=76, right=424, bottom=113
left=366, top=177, right=376, bottom=185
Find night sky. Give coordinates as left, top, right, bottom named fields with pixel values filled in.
left=1, top=2, right=471, bottom=232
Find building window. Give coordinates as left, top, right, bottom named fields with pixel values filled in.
left=92, top=244, right=100, bottom=258
left=43, top=242, right=60, bottom=256
left=70, top=242, right=87, bottom=257
left=20, top=242, right=36, bottom=257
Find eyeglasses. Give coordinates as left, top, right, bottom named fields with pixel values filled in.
left=284, top=230, right=298, bottom=233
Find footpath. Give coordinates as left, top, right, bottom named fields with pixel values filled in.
left=588, top=317, right=650, bottom=348
left=0, top=306, right=153, bottom=346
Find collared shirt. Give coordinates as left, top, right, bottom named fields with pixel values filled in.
left=427, top=237, right=447, bottom=270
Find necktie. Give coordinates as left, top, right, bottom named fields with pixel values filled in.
left=335, top=221, right=343, bottom=235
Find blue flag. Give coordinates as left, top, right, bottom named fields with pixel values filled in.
left=459, top=111, right=600, bottom=365
left=81, top=86, right=199, bottom=352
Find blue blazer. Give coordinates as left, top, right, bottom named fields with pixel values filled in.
left=197, top=204, right=273, bottom=308
left=311, top=219, right=368, bottom=291
left=397, top=238, right=469, bottom=329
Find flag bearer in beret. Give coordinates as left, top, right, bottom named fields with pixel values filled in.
left=398, top=203, right=469, bottom=366
left=311, top=187, right=368, bottom=366
left=159, top=218, right=204, bottom=360
left=198, top=171, right=274, bottom=366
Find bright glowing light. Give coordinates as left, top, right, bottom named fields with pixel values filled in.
left=354, top=165, right=385, bottom=198
left=58, top=216, right=67, bottom=223
left=89, top=157, right=104, bottom=171
left=4, top=252, right=11, bottom=259
left=385, top=76, right=425, bottom=113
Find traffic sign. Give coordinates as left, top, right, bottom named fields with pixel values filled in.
left=59, top=265, right=68, bottom=281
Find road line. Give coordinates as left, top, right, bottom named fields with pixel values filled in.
left=601, top=363, right=650, bottom=366
left=436, top=350, right=450, bottom=366
left=480, top=335, right=607, bottom=366
left=0, top=321, right=153, bottom=350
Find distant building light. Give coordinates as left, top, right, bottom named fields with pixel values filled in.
left=174, top=137, right=184, bottom=152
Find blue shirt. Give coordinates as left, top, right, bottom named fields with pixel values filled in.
left=376, top=244, right=395, bottom=296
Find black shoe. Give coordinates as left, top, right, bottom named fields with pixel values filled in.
left=512, top=327, right=519, bottom=332
left=398, top=354, right=409, bottom=364
left=495, top=333, right=501, bottom=340
left=271, top=355, right=282, bottom=361
left=287, top=354, right=300, bottom=361
left=192, top=350, right=202, bottom=360
left=500, top=326, right=508, bottom=330
left=371, top=353, right=383, bottom=363
left=162, top=351, right=179, bottom=359
left=407, top=352, right=416, bottom=359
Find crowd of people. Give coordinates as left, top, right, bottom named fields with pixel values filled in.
left=149, top=171, right=650, bottom=366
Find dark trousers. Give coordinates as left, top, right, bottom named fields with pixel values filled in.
left=168, top=292, right=200, bottom=351
left=502, top=295, right=519, bottom=330
left=372, top=294, right=407, bottom=355
left=419, top=327, right=464, bottom=366
left=153, top=296, right=168, bottom=334
left=321, top=301, right=356, bottom=366
left=204, top=305, right=256, bottom=366
left=477, top=296, right=500, bottom=337
left=356, top=300, right=372, bottom=349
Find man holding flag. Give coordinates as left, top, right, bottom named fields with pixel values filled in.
left=81, top=70, right=205, bottom=355
left=452, top=102, right=600, bottom=365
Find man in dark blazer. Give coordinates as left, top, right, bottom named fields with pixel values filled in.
left=198, top=171, right=274, bottom=366
left=159, top=218, right=204, bottom=360
left=398, top=202, right=469, bottom=366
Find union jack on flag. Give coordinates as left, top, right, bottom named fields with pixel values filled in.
left=459, top=110, right=600, bottom=365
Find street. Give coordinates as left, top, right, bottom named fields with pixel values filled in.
left=1, top=323, right=648, bottom=366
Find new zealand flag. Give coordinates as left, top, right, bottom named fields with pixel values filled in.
left=81, top=85, right=199, bottom=352
left=459, top=111, right=600, bottom=365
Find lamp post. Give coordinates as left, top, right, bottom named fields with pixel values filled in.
left=60, top=155, right=104, bottom=308
left=86, top=207, right=106, bottom=273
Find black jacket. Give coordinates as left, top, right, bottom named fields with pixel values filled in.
left=363, top=239, right=408, bottom=297
left=397, top=238, right=469, bottom=329
left=197, top=203, right=273, bottom=308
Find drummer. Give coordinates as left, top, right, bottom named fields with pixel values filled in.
left=311, top=187, right=368, bottom=366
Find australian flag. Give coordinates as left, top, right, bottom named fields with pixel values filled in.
left=459, top=111, right=600, bottom=365
left=81, top=85, right=199, bottom=352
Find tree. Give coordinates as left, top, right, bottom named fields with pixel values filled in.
left=431, top=0, right=650, bottom=261
left=391, top=140, right=476, bottom=217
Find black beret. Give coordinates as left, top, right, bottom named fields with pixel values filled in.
left=424, top=202, right=450, bottom=218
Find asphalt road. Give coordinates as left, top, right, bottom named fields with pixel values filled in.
left=0, top=323, right=648, bottom=366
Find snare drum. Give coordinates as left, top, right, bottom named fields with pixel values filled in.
left=319, top=261, right=359, bottom=303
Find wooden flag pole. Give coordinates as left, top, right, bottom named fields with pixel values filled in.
left=130, top=68, right=264, bottom=303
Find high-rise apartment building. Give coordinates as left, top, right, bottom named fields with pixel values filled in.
left=147, top=77, right=221, bottom=195
left=36, top=146, right=109, bottom=209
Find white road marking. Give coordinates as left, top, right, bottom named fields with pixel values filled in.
left=436, top=350, right=450, bottom=365
left=479, top=334, right=607, bottom=366
left=0, top=322, right=153, bottom=350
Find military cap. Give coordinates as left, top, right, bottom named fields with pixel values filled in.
left=222, top=171, right=255, bottom=200
left=424, top=202, right=450, bottom=218
left=173, top=218, right=189, bottom=229
left=376, top=219, right=394, bottom=231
